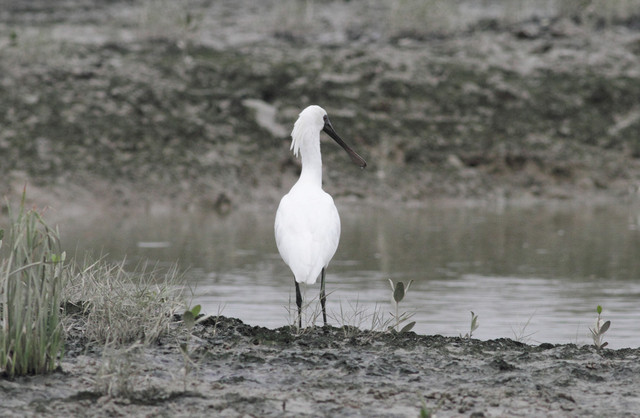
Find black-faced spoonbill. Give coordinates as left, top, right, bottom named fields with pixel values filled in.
left=275, top=105, right=367, bottom=328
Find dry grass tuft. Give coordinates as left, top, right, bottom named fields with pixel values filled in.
left=67, top=257, right=184, bottom=347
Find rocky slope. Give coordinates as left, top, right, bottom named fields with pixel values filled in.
left=2, top=0, right=640, bottom=213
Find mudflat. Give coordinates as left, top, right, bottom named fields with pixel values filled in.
left=2, top=315, right=639, bottom=417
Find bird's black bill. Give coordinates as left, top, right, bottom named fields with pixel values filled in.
left=323, top=120, right=367, bottom=168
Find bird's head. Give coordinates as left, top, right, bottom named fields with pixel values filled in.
left=290, top=105, right=367, bottom=168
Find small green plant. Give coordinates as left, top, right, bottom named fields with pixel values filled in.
left=182, top=304, right=201, bottom=331
left=461, top=311, right=479, bottom=339
left=0, top=196, right=66, bottom=377
left=180, top=304, right=207, bottom=391
left=419, top=394, right=446, bottom=417
left=420, top=398, right=432, bottom=418
left=589, top=305, right=611, bottom=350
left=388, top=279, right=415, bottom=333
left=9, top=31, right=17, bottom=46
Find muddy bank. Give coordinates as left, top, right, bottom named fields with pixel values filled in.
left=2, top=315, right=639, bottom=417
left=2, top=1, right=640, bottom=213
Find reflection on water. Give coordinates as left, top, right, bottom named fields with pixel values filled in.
left=62, top=201, right=640, bottom=348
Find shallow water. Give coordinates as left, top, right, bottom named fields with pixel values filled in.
left=63, top=201, right=640, bottom=348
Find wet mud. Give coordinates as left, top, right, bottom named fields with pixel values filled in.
left=2, top=316, right=640, bottom=417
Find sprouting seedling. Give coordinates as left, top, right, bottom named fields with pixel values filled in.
left=182, top=304, right=201, bottom=332
left=589, top=305, right=611, bottom=350
left=388, top=279, right=416, bottom=333
left=420, top=399, right=432, bottom=418
left=181, top=304, right=204, bottom=391
left=461, top=311, right=479, bottom=339
left=50, top=251, right=66, bottom=263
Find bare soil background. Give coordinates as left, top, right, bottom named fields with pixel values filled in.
left=2, top=0, right=640, bottom=215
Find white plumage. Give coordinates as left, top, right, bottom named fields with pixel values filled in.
left=275, top=180, right=340, bottom=285
left=274, top=105, right=366, bottom=327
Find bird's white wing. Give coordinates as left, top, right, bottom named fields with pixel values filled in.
left=275, top=191, right=340, bottom=284
left=274, top=193, right=299, bottom=268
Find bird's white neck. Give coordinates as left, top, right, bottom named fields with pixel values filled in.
left=296, top=132, right=323, bottom=189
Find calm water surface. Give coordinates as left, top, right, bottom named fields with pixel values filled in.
left=63, top=201, right=640, bottom=348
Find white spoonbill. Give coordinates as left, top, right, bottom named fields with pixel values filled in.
left=275, top=105, right=366, bottom=328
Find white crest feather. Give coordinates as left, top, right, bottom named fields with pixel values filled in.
left=290, top=105, right=326, bottom=158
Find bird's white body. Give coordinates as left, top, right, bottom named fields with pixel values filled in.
left=275, top=180, right=340, bottom=285
left=275, top=106, right=340, bottom=284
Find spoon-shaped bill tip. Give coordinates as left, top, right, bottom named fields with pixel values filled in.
left=349, top=151, right=367, bottom=168
left=322, top=122, right=367, bottom=169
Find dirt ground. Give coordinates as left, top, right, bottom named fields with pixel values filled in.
left=2, top=0, right=640, bottom=214
left=2, top=315, right=639, bottom=417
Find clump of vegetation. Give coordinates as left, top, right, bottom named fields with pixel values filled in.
left=462, top=311, right=479, bottom=339
left=589, top=305, right=611, bottom=350
left=70, top=256, right=187, bottom=398
left=67, top=258, right=184, bottom=346
left=0, top=196, right=66, bottom=377
left=0, top=191, right=192, bottom=403
left=388, top=279, right=416, bottom=333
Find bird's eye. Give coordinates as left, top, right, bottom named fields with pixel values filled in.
left=323, top=115, right=328, bottom=122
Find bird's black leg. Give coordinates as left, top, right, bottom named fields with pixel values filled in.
left=320, top=268, right=327, bottom=326
left=295, top=280, right=302, bottom=328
